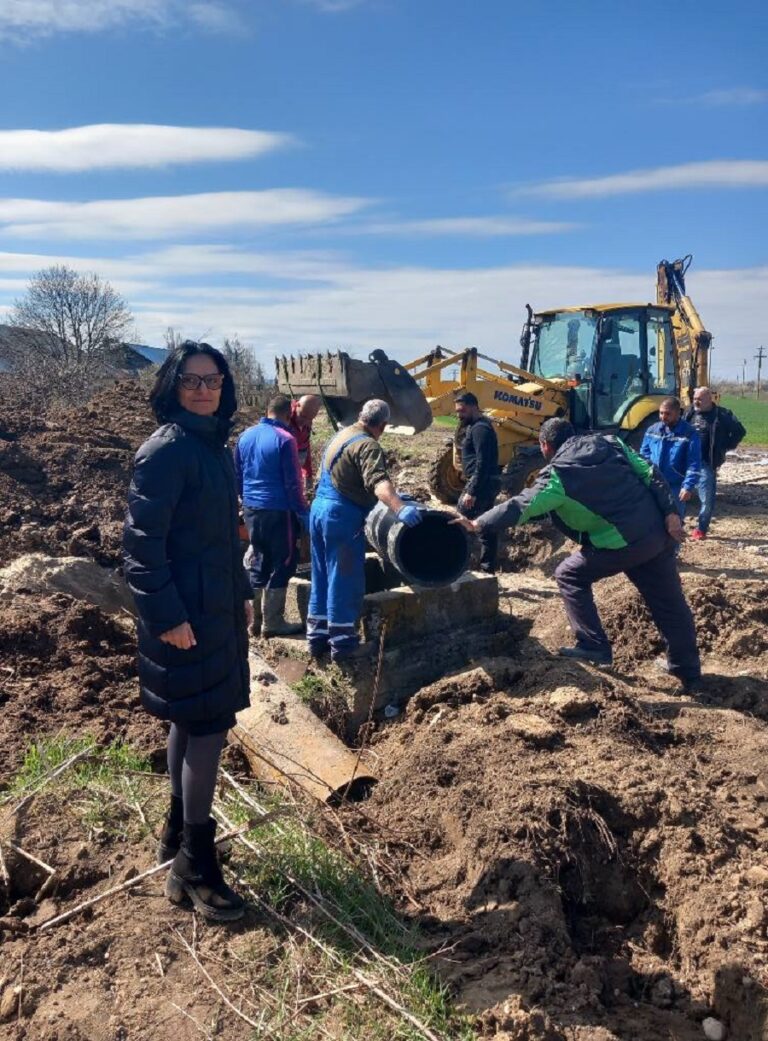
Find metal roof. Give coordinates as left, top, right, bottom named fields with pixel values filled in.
left=124, top=343, right=169, bottom=364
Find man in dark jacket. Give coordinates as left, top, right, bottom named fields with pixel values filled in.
left=235, top=394, right=309, bottom=638
left=453, top=417, right=701, bottom=692
left=683, top=386, right=746, bottom=539
left=454, top=391, right=500, bottom=573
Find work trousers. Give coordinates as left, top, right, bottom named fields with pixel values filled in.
left=459, top=486, right=499, bottom=573
left=243, top=507, right=299, bottom=591
left=554, top=529, right=701, bottom=682
left=695, top=463, right=717, bottom=534
left=307, top=496, right=367, bottom=658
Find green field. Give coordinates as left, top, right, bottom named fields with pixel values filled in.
left=434, top=397, right=768, bottom=446
left=719, top=395, right=768, bottom=446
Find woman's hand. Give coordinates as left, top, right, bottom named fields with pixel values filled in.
left=159, top=622, right=197, bottom=649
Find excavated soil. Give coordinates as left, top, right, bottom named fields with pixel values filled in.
left=0, top=381, right=261, bottom=569
left=354, top=453, right=768, bottom=1040
left=0, top=593, right=163, bottom=781
left=1, top=388, right=767, bottom=1040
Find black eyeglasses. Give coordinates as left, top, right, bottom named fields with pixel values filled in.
left=177, top=373, right=225, bottom=391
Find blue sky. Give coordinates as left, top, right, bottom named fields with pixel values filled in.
left=0, top=0, right=766, bottom=378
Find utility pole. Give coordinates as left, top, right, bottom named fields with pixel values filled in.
left=742, top=359, right=747, bottom=397
left=756, top=346, right=766, bottom=399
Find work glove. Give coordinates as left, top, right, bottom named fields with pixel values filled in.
left=396, top=503, right=423, bottom=528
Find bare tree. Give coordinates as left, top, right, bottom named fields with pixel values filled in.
left=164, top=326, right=184, bottom=351
left=9, top=265, right=133, bottom=402
left=221, top=335, right=273, bottom=409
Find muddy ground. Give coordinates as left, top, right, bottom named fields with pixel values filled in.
left=0, top=382, right=767, bottom=1040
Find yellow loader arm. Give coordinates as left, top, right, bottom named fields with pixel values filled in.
left=657, top=255, right=712, bottom=404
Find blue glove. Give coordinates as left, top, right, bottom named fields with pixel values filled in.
left=397, top=503, right=423, bottom=528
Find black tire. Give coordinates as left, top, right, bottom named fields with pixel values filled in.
left=428, top=442, right=465, bottom=505
left=501, top=448, right=544, bottom=497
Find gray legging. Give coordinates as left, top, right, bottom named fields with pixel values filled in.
left=167, top=724, right=228, bottom=825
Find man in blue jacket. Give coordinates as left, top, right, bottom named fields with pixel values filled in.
left=235, top=395, right=309, bottom=638
left=640, top=397, right=701, bottom=525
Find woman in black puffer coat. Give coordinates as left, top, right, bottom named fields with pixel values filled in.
left=123, top=341, right=252, bottom=922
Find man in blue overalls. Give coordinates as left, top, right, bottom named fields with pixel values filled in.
left=307, top=399, right=422, bottom=661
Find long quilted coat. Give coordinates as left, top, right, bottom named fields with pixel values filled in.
left=123, top=409, right=250, bottom=735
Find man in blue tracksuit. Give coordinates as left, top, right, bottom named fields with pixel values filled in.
left=235, top=394, right=309, bottom=638
left=640, top=397, right=701, bottom=527
left=307, top=399, right=422, bottom=662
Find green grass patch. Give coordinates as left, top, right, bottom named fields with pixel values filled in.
left=6, top=735, right=156, bottom=842
left=291, top=670, right=352, bottom=738
left=222, top=784, right=476, bottom=1041
left=7, top=737, right=474, bottom=1040
left=719, top=395, right=768, bottom=446
left=434, top=415, right=458, bottom=429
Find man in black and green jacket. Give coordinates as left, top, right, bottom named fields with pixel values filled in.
left=454, top=417, right=701, bottom=691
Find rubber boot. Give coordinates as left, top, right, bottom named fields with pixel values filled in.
left=157, top=794, right=184, bottom=864
left=166, top=819, right=245, bottom=922
left=262, top=588, right=303, bottom=638
left=250, top=590, right=264, bottom=638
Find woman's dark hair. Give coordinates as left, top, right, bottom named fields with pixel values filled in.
left=149, top=341, right=237, bottom=425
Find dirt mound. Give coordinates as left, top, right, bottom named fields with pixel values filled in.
left=362, top=665, right=768, bottom=1039
left=600, top=577, right=768, bottom=669
left=0, top=593, right=162, bottom=781
left=0, top=381, right=157, bottom=568
left=0, top=381, right=261, bottom=569
left=499, top=521, right=566, bottom=573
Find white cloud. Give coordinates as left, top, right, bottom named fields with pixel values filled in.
left=0, top=124, right=293, bottom=172
left=0, top=190, right=370, bottom=239
left=188, top=2, right=244, bottom=32
left=518, top=160, right=768, bottom=199
left=364, top=216, right=579, bottom=237
left=299, top=0, right=368, bottom=10
left=0, top=0, right=241, bottom=40
left=693, top=87, right=768, bottom=106
left=0, top=246, right=763, bottom=374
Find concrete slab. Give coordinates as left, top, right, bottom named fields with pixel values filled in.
left=263, top=568, right=510, bottom=736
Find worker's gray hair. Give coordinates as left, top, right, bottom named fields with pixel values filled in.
left=359, top=399, right=391, bottom=427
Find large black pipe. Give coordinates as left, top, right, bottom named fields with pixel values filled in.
left=365, top=502, right=470, bottom=587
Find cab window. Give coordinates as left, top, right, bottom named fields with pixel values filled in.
left=595, top=316, right=644, bottom=426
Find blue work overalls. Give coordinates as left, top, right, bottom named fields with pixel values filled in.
left=307, top=433, right=371, bottom=659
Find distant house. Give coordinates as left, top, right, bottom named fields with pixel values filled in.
left=109, top=342, right=170, bottom=374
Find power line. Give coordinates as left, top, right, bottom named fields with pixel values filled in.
left=756, top=346, right=766, bottom=399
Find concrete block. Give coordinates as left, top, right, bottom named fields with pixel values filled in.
left=360, top=571, right=498, bottom=647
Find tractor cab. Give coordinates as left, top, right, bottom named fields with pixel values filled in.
left=526, top=304, right=677, bottom=433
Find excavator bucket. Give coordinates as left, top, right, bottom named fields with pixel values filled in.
left=275, top=350, right=433, bottom=433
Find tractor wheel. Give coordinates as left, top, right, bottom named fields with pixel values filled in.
left=428, top=443, right=465, bottom=505
left=501, top=449, right=544, bottom=497
left=624, top=414, right=657, bottom=452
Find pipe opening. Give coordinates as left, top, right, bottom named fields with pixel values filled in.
left=395, top=513, right=469, bottom=586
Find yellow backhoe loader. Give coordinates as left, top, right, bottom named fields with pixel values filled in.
left=276, top=255, right=712, bottom=503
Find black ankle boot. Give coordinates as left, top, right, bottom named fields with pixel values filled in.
left=166, top=819, right=245, bottom=922
left=157, top=795, right=184, bottom=864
